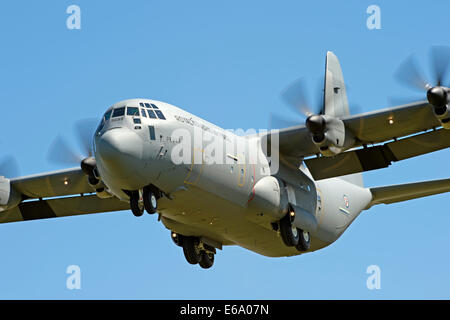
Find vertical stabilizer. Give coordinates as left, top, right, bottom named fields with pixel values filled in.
left=324, top=51, right=363, bottom=187
left=324, top=51, right=350, bottom=118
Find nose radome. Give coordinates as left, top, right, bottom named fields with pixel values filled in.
left=96, top=128, right=144, bottom=175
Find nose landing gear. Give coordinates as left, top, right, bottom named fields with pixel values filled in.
left=129, top=190, right=144, bottom=217
left=143, top=186, right=158, bottom=214
left=128, top=185, right=161, bottom=217
left=171, top=232, right=216, bottom=269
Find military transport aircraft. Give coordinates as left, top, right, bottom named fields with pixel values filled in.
left=0, top=49, right=449, bottom=269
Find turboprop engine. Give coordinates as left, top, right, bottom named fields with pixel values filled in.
left=305, top=114, right=355, bottom=157
left=394, top=46, right=450, bottom=129
left=0, top=176, right=21, bottom=212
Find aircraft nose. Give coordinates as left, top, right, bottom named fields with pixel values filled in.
left=96, top=128, right=144, bottom=177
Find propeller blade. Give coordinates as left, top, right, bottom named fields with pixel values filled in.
left=430, top=45, right=450, bottom=86
left=387, top=95, right=425, bottom=107
left=314, top=77, right=325, bottom=115
left=280, top=78, right=314, bottom=117
left=394, top=54, right=430, bottom=91
left=0, top=156, right=20, bottom=178
left=74, top=118, right=99, bottom=158
left=269, top=113, right=302, bottom=129
left=47, top=135, right=84, bottom=166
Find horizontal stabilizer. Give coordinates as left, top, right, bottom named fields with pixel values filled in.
left=367, top=178, right=450, bottom=209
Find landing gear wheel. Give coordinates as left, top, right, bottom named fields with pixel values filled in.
left=199, top=251, right=215, bottom=269
left=295, top=229, right=311, bottom=252
left=130, top=191, right=144, bottom=217
left=143, top=187, right=157, bottom=214
left=182, top=236, right=201, bottom=264
left=279, top=213, right=299, bottom=247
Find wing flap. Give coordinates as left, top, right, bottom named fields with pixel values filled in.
left=305, top=128, right=450, bottom=180
left=0, top=194, right=129, bottom=224
left=367, top=178, right=450, bottom=208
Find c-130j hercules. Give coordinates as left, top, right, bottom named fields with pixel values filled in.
left=0, top=49, right=449, bottom=269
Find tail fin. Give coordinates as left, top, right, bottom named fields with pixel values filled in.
left=324, top=51, right=350, bottom=117
left=324, top=51, right=364, bottom=187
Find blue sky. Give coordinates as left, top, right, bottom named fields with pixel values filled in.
left=0, top=0, right=449, bottom=299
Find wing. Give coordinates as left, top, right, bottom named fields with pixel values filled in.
left=366, top=178, right=450, bottom=209
left=0, top=167, right=128, bottom=224
left=305, top=128, right=450, bottom=180
left=268, top=101, right=449, bottom=177
left=0, top=194, right=129, bottom=224
left=11, top=167, right=94, bottom=199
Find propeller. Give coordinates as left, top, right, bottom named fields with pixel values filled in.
left=0, top=156, right=20, bottom=178
left=270, top=77, right=328, bottom=143
left=392, top=46, right=450, bottom=111
left=47, top=118, right=100, bottom=184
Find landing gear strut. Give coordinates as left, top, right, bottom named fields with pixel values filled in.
left=279, top=211, right=311, bottom=251
left=171, top=232, right=216, bottom=269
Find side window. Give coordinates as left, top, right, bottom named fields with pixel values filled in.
left=127, top=107, right=139, bottom=116
left=112, top=107, right=125, bottom=117
left=154, top=110, right=166, bottom=120
left=148, top=126, right=156, bottom=140
left=147, top=109, right=157, bottom=119
left=141, top=108, right=147, bottom=117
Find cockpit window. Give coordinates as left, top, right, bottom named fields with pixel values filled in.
left=112, top=107, right=125, bottom=117
left=154, top=110, right=166, bottom=120
left=144, top=103, right=151, bottom=108
left=141, top=108, right=147, bottom=117
left=147, top=109, right=157, bottom=119
left=151, top=103, right=159, bottom=109
left=104, top=109, right=112, bottom=121
left=126, top=107, right=139, bottom=116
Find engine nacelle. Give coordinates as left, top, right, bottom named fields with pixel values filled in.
left=310, top=115, right=355, bottom=157
left=433, top=104, right=450, bottom=129
left=0, top=176, right=21, bottom=212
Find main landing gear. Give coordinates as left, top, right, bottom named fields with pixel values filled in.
left=279, top=211, right=311, bottom=252
left=129, top=185, right=160, bottom=216
left=171, top=232, right=216, bottom=269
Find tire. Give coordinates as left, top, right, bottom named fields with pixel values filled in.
left=199, top=251, right=214, bottom=269
left=279, top=213, right=299, bottom=247
left=143, top=187, right=157, bottom=214
left=182, top=236, right=201, bottom=264
left=130, top=191, right=144, bottom=217
left=295, top=229, right=311, bottom=252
